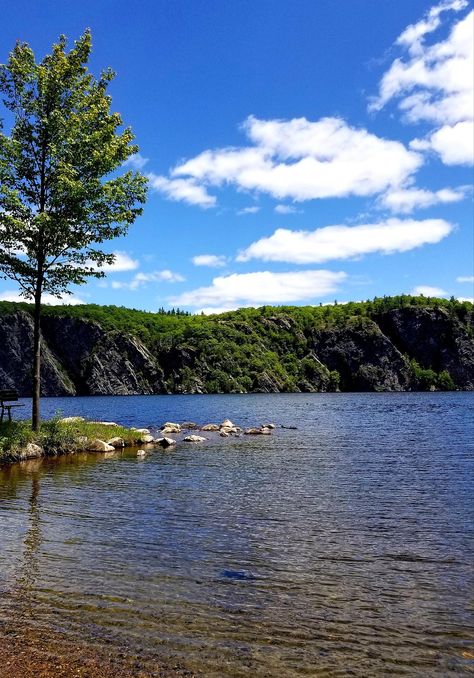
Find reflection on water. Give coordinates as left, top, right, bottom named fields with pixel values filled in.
left=1, top=393, right=473, bottom=676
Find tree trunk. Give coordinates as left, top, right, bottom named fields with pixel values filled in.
left=32, top=288, right=42, bottom=432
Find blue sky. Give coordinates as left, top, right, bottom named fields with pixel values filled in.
left=1, top=0, right=473, bottom=312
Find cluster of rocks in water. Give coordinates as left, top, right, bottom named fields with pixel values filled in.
left=73, top=418, right=278, bottom=457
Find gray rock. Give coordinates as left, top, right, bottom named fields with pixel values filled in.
left=183, top=435, right=207, bottom=443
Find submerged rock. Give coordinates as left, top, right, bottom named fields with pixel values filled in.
left=136, top=449, right=147, bottom=457
left=244, top=427, right=272, bottom=435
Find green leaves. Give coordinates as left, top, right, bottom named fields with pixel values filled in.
left=0, top=30, right=147, bottom=299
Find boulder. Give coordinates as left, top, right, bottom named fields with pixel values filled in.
left=161, top=425, right=180, bottom=434
left=219, top=431, right=229, bottom=437
left=180, top=421, right=199, bottom=429
left=262, top=423, right=275, bottom=429
left=87, top=439, right=115, bottom=452
left=136, top=449, right=147, bottom=457
left=201, top=424, right=219, bottom=431
left=60, top=416, right=85, bottom=423
left=25, top=443, right=44, bottom=459
left=220, top=426, right=240, bottom=434
left=154, top=437, right=176, bottom=448
left=161, top=422, right=181, bottom=431
left=132, top=428, right=150, bottom=434
left=107, top=437, right=126, bottom=448
left=183, top=435, right=207, bottom=443
left=220, top=419, right=234, bottom=429
left=75, top=435, right=88, bottom=447
left=138, top=434, right=154, bottom=444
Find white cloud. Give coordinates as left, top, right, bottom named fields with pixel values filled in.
left=148, top=172, right=216, bottom=208
left=370, top=5, right=473, bottom=166
left=410, top=285, right=447, bottom=296
left=112, top=269, right=185, bottom=290
left=274, top=204, right=300, bottom=214
left=410, top=120, right=474, bottom=165
left=169, top=269, right=347, bottom=309
left=237, top=206, right=261, bottom=215
left=168, top=116, right=421, bottom=203
left=458, top=296, right=474, bottom=303
left=381, top=185, right=467, bottom=212
left=396, top=1, right=468, bottom=56
left=125, top=153, right=149, bottom=170
left=0, top=290, right=85, bottom=305
left=192, top=254, right=227, bottom=267
left=457, top=275, right=474, bottom=283
left=101, top=251, right=139, bottom=272
left=237, top=218, right=454, bottom=264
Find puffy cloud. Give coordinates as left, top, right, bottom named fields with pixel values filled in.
left=148, top=172, right=216, bottom=208
left=168, top=116, right=421, bottom=203
left=410, top=285, right=447, bottom=296
left=370, top=4, right=473, bottom=166
left=458, top=296, right=474, bottom=303
left=111, top=269, right=185, bottom=290
left=0, top=290, right=85, bottom=305
left=192, top=254, right=227, bottom=267
left=410, top=120, right=474, bottom=165
left=380, top=185, right=467, bottom=212
left=237, top=218, right=454, bottom=264
left=457, top=275, right=474, bottom=283
left=102, top=251, right=139, bottom=272
left=169, top=269, right=347, bottom=309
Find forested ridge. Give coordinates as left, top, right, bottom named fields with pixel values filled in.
left=0, top=296, right=473, bottom=395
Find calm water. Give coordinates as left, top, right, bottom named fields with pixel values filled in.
left=1, top=393, right=473, bottom=676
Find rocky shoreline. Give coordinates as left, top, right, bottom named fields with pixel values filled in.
left=0, top=416, right=280, bottom=465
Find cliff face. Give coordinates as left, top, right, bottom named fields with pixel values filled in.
left=0, top=300, right=472, bottom=395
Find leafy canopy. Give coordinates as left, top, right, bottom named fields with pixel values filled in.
left=0, top=30, right=147, bottom=298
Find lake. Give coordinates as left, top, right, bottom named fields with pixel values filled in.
left=1, top=393, right=473, bottom=676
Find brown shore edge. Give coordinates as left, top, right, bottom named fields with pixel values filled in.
left=0, top=619, right=195, bottom=678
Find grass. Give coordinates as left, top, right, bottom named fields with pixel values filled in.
left=0, top=416, right=140, bottom=464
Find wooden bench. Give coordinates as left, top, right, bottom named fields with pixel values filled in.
left=0, top=389, right=25, bottom=423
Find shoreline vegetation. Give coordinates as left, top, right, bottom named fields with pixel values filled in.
left=0, top=416, right=277, bottom=465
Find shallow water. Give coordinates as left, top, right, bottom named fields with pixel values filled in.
left=1, top=393, right=473, bottom=676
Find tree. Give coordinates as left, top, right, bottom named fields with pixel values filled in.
left=0, top=31, right=147, bottom=430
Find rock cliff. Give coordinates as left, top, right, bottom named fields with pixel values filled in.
left=0, top=297, right=472, bottom=395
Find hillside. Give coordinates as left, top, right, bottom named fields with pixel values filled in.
left=0, top=296, right=473, bottom=395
